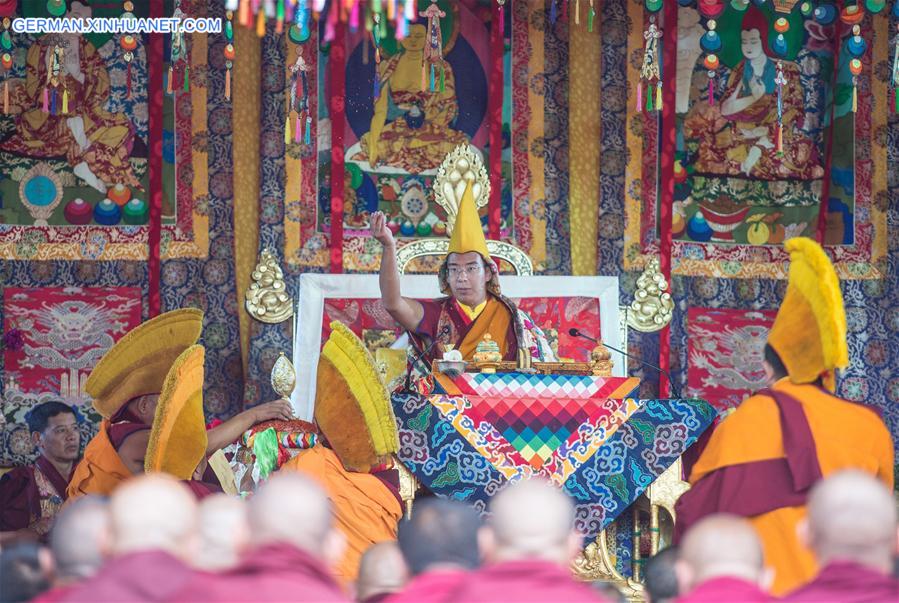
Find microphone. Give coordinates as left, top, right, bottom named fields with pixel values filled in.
left=568, top=327, right=681, bottom=399
left=404, top=324, right=450, bottom=390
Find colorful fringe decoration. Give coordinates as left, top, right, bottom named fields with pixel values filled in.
left=638, top=17, right=662, bottom=113
left=419, top=1, right=446, bottom=92
left=3, top=80, right=8, bottom=114
left=587, top=0, right=595, bottom=32
left=775, top=61, right=786, bottom=155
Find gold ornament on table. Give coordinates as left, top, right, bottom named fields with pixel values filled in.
left=245, top=249, right=294, bottom=324
left=270, top=352, right=297, bottom=402
left=472, top=334, right=502, bottom=373
left=626, top=257, right=674, bottom=333
left=589, top=344, right=614, bottom=377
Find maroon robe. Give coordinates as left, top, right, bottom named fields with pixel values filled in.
left=0, top=455, right=75, bottom=535
left=172, top=542, right=349, bottom=602
left=782, top=561, right=899, bottom=603
left=413, top=296, right=521, bottom=365
left=446, top=560, right=610, bottom=603
left=675, top=576, right=772, bottom=602
left=384, top=570, right=468, bottom=603
left=58, top=550, right=193, bottom=603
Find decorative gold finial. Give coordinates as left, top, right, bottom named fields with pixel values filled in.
left=246, top=249, right=294, bottom=324
left=590, top=344, right=614, bottom=377
left=473, top=333, right=502, bottom=373
left=627, top=257, right=674, bottom=333
left=270, top=352, right=297, bottom=401
left=433, top=144, right=490, bottom=236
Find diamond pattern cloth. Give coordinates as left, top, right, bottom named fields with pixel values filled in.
left=433, top=374, right=641, bottom=474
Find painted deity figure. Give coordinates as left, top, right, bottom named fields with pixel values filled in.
left=683, top=7, right=824, bottom=180
left=359, top=24, right=468, bottom=173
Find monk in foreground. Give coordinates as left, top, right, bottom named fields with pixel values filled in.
left=58, top=474, right=199, bottom=602
left=447, top=479, right=610, bottom=603
left=193, top=494, right=250, bottom=572
left=387, top=498, right=481, bottom=603
left=783, top=471, right=898, bottom=602
left=173, top=473, right=349, bottom=602
left=675, top=515, right=772, bottom=602
left=675, top=238, right=894, bottom=594
left=356, top=542, right=409, bottom=603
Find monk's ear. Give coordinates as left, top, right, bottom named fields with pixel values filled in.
left=796, top=516, right=810, bottom=550
left=674, top=559, right=694, bottom=595
left=31, top=430, right=43, bottom=451
left=323, top=528, right=346, bottom=570
left=566, top=530, right=583, bottom=563
left=477, top=526, right=496, bottom=563
left=759, top=566, right=775, bottom=591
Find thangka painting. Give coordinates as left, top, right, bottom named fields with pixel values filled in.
left=624, top=1, right=887, bottom=279
left=1, top=286, right=142, bottom=465
left=295, top=0, right=511, bottom=271
left=686, top=307, right=776, bottom=412
left=0, top=0, right=209, bottom=260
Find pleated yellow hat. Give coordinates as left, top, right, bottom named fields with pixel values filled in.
left=144, top=345, right=208, bottom=480
left=86, top=308, right=204, bottom=419
left=767, top=237, right=848, bottom=391
left=314, top=321, right=398, bottom=472
left=447, top=180, right=491, bottom=261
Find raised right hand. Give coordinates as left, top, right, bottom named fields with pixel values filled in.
left=370, top=211, right=395, bottom=247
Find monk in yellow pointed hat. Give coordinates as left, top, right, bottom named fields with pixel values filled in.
left=673, top=238, right=894, bottom=596
left=370, top=180, right=555, bottom=374
left=68, top=309, right=295, bottom=499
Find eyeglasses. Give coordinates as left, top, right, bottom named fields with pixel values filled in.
left=447, top=264, right=485, bottom=279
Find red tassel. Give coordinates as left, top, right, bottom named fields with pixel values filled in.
left=709, top=77, right=714, bottom=106
left=166, top=65, right=173, bottom=94
left=42, top=86, right=49, bottom=112
left=225, top=68, right=231, bottom=100
left=126, top=63, right=132, bottom=97
left=3, top=80, right=8, bottom=114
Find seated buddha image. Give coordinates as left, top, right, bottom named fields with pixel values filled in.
left=356, top=24, right=469, bottom=174
left=682, top=7, right=824, bottom=181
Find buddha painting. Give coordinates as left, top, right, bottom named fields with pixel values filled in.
left=683, top=6, right=824, bottom=181
left=354, top=23, right=469, bottom=174
left=0, top=0, right=141, bottom=192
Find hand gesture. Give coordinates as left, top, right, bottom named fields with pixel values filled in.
left=749, top=79, right=766, bottom=101
left=370, top=211, right=395, bottom=247
left=251, top=399, right=295, bottom=424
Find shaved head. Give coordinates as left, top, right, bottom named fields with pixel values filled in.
left=194, top=495, right=249, bottom=571
left=356, top=541, right=409, bottom=602
left=49, top=496, right=109, bottom=582
left=677, top=515, right=765, bottom=592
left=806, top=471, right=897, bottom=573
left=486, top=479, right=580, bottom=565
left=248, top=473, right=335, bottom=558
left=397, top=498, right=481, bottom=574
left=109, top=474, right=198, bottom=559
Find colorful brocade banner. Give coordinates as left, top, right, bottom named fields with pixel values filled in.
left=624, top=0, right=888, bottom=279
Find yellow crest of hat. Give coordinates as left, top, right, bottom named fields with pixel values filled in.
left=447, top=180, right=490, bottom=261
left=145, top=345, right=207, bottom=480
left=767, top=238, right=848, bottom=390
left=313, top=321, right=398, bottom=472
left=86, top=308, right=204, bottom=419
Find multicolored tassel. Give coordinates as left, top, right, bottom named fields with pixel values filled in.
left=638, top=18, right=662, bottom=112
left=774, top=61, right=786, bottom=155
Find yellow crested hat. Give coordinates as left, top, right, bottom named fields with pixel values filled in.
left=145, top=345, right=208, bottom=480
left=86, top=308, right=204, bottom=419
left=447, top=180, right=490, bottom=261
left=767, top=237, right=848, bottom=391
left=314, top=321, right=398, bottom=472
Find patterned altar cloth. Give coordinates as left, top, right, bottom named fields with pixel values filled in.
left=393, top=372, right=716, bottom=539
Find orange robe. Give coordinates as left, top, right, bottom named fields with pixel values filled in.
left=66, top=420, right=133, bottom=499
left=280, top=446, right=403, bottom=584
left=678, top=379, right=894, bottom=595
left=413, top=295, right=516, bottom=367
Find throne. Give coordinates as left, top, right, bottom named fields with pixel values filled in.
left=289, top=146, right=702, bottom=601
